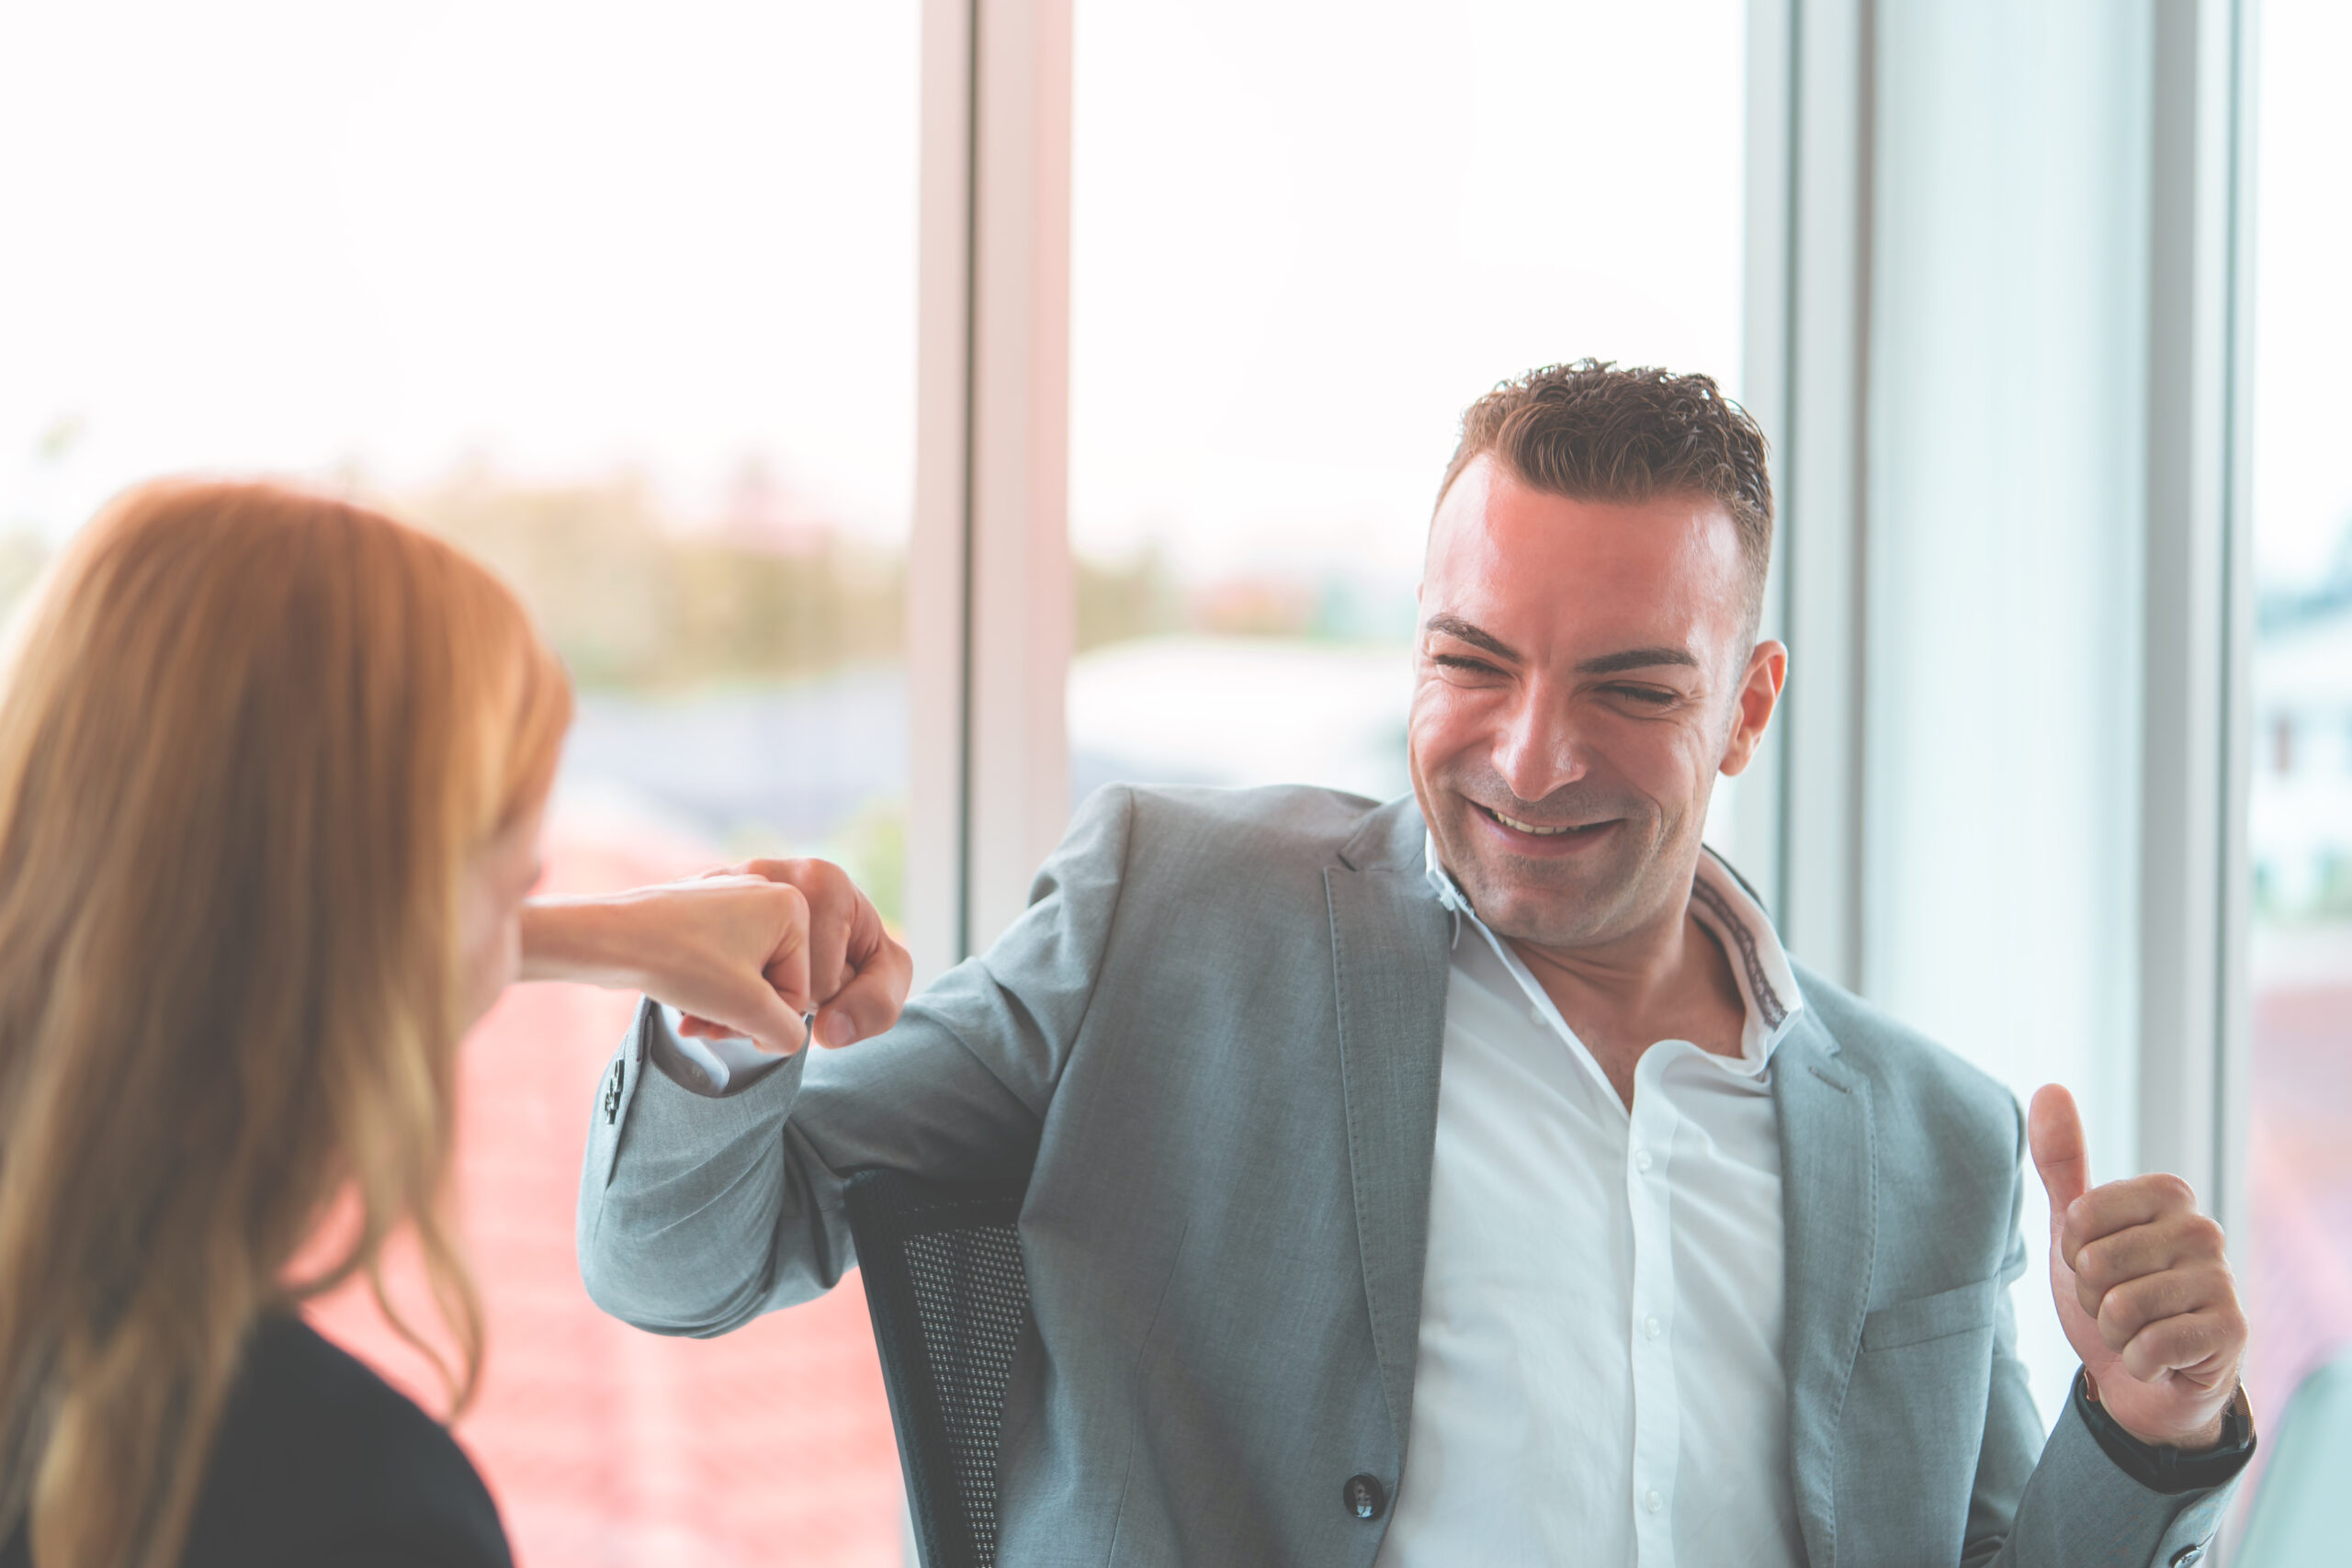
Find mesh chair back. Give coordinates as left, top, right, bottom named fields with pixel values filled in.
left=843, top=1168, right=1033, bottom=1568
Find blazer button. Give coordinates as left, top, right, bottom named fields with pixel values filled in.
left=2169, top=1547, right=2205, bottom=1567
left=1343, top=1474, right=1387, bottom=1521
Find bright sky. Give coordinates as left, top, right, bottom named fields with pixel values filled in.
left=0, top=0, right=922, bottom=543
left=0, top=0, right=1745, bottom=592
left=1, top=1, right=2334, bottom=589
left=1067, top=0, right=1748, bottom=586
left=2250, top=0, right=2352, bottom=586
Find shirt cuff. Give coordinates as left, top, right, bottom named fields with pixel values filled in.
left=650, top=1003, right=793, bottom=1096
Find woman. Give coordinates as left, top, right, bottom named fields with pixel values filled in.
left=0, top=481, right=861, bottom=1567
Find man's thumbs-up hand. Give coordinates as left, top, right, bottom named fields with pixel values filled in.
left=2029, top=1084, right=2247, bottom=1450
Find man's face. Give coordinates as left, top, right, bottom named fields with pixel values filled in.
left=1408, top=456, right=1784, bottom=953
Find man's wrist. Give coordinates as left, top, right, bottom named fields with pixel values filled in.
left=2149, top=1410, right=2229, bottom=1454
left=2073, top=1371, right=2256, bottom=1495
left=2085, top=1369, right=2228, bottom=1452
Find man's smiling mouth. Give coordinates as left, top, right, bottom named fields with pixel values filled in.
left=1476, top=804, right=1610, bottom=838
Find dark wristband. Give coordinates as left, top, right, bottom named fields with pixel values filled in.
left=2073, top=1370, right=2256, bottom=1495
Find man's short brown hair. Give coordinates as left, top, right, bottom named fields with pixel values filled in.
left=1437, top=360, right=1774, bottom=628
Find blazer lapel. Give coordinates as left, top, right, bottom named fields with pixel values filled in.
left=1324, top=823, right=1452, bottom=1457
left=1774, top=1011, right=1878, bottom=1568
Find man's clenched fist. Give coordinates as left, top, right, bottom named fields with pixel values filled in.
left=520, top=858, right=910, bottom=1058
left=680, top=857, right=910, bottom=1053
left=2029, top=1084, right=2248, bottom=1450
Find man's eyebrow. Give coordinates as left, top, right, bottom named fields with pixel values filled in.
left=1421, top=614, right=1521, bottom=662
left=1577, top=647, right=1702, bottom=675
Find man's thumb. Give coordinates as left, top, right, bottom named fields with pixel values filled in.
left=2029, top=1083, right=2090, bottom=1223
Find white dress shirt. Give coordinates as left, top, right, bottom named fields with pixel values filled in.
left=656, top=1006, right=783, bottom=1092
left=1373, top=840, right=1808, bottom=1568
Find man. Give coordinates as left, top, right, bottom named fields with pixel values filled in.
left=560, top=363, right=2254, bottom=1565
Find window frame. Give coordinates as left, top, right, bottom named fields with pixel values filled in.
left=1740, top=0, right=2257, bottom=1213
left=918, top=1, right=2263, bottom=1253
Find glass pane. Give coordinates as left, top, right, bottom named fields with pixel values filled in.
left=1066, top=0, right=1748, bottom=840
left=0, top=4, right=916, bottom=1562
left=1860, top=0, right=2153, bottom=1426
left=2245, top=0, right=2352, bottom=1432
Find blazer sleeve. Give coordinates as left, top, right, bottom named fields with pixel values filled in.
left=1978, top=1400, right=2238, bottom=1568
left=574, top=784, right=1138, bottom=1337
left=1967, top=1101, right=2241, bottom=1568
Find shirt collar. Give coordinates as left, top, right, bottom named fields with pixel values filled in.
left=1422, top=832, right=1805, bottom=1065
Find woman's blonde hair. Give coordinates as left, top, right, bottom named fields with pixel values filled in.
left=0, top=480, right=571, bottom=1567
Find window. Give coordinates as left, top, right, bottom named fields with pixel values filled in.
left=18, top=1, right=2317, bottom=1552
left=0, top=4, right=917, bottom=1560
left=2243, top=0, right=2352, bottom=1430
left=1065, top=0, right=1750, bottom=840
left=1857, top=0, right=2154, bottom=1425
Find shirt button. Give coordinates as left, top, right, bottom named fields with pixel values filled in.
left=1645, top=1488, right=1664, bottom=1515
left=1634, top=1148, right=1654, bottom=1174
left=1343, top=1473, right=1387, bottom=1521
left=1645, top=1315, right=1662, bottom=1340
left=1528, top=1000, right=1546, bottom=1024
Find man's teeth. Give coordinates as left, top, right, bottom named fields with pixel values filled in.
left=1492, top=809, right=1585, bottom=837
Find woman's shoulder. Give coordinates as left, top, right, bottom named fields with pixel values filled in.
left=183, top=1314, right=513, bottom=1568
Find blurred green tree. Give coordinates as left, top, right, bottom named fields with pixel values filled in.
left=400, top=469, right=904, bottom=692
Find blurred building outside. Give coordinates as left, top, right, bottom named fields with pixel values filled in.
left=2252, top=564, right=2352, bottom=918
left=2245, top=534, right=2352, bottom=1430
left=2242, top=0, right=2352, bottom=1455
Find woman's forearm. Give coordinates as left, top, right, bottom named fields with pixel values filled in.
left=517, top=878, right=817, bottom=1054
left=516, top=869, right=907, bottom=1055
left=518, top=897, right=654, bottom=990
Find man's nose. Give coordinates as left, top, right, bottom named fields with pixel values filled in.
left=1492, top=690, right=1586, bottom=801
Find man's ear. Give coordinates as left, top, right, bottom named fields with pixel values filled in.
left=1718, top=639, right=1788, bottom=777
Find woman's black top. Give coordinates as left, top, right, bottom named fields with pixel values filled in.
left=2, top=1314, right=512, bottom=1568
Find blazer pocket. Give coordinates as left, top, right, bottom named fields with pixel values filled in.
left=1861, top=1277, right=1997, bottom=1351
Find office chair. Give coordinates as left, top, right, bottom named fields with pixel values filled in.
left=843, top=1168, right=1033, bottom=1568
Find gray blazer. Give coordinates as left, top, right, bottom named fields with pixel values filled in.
left=578, top=785, right=2235, bottom=1567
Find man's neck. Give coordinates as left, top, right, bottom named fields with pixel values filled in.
left=1503, top=879, right=1747, bottom=1108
